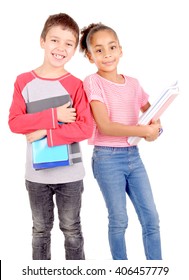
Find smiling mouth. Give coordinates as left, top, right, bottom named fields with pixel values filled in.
left=103, top=61, right=114, bottom=65
left=53, top=53, right=65, bottom=60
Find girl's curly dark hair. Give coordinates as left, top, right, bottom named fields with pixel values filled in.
left=79, top=23, right=118, bottom=56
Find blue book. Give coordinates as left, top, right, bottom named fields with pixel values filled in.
left=32, top=137, right=71, bottom=170
left=26, top=94, right=73, bottom=170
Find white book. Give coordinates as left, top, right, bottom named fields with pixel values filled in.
left=128, top=81, right=179, bottom=145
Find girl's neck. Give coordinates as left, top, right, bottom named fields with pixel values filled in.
left=97, top=71, right=125, bottom=84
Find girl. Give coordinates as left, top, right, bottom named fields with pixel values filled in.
left=80, top=23, right=162, bottom=260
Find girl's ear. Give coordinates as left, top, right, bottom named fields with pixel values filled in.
left=86, top=52, right=95, bottom=64
left=119, top=46, right=123, bottom=57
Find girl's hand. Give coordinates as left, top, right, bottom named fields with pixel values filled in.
left=57, top=101, right=77, bottom=123
left=26, top=129, right=47, bottom=143
left=145, top=120, right=162, bottom=142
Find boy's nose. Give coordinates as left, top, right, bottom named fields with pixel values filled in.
left=57, top=43, right=66, bottom=52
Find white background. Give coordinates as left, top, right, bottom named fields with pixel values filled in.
left=0, top=0, right=188, bottom=279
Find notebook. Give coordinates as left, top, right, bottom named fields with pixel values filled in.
left=26, top=94, right=73, bottom=170
left=32, top=136, right=71, bottom=170
left=127, top=81, right=179, bottom=145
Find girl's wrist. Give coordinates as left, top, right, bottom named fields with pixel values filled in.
left=142, top=125, right=153, bottom=138
left=138, top=125, right=151, bottom=138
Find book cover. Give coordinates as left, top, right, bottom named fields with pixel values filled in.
left=127, top=81, right=179, bottom=146
left=32, top=137, right=71, bottom=170
left=26, top=94, right=73, bottom=170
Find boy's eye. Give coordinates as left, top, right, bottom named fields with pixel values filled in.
left=96, top=49, right=102, bottom=53
left=111, top=45, right=116, bottom=50
left=51, top=39, right=57, bottom=42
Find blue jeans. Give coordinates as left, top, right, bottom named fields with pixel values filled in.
left=92, top=146, right=162, bottom=260
left=25, top=180, right=85, bottom=260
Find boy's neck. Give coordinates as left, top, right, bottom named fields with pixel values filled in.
left=34, top=65, right=68, bottom=79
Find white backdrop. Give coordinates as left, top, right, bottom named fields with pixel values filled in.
left=0, top=0, right=188, bottom=279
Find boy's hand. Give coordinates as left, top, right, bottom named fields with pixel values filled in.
left=145, top=120, right=162, bottom=142
left=26, top=129, right=47, bottom=143
left=57, top=101, right=76, bottom=123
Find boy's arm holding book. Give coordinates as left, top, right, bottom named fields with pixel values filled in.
left=26, top=102, right=76, bottom=143
left=8, top=85, right=58, bottom=134
left=9, top=76, right=93, bottom=146
left=46, top=86, right=93, bottom=147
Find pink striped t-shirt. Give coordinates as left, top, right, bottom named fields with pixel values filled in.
left=83, top=73, right=149, bottom=147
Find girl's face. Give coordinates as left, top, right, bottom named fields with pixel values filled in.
left=87, top=30, right=122, bottom=74
left=40, top=26, right=77, bottom=69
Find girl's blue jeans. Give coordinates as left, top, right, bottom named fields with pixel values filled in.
left=25, top=179, right=85, bottom=260
left=92, top=146, right=162, bottom=260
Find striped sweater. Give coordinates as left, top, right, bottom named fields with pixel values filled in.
left=9, top=71, right=92, bottom=184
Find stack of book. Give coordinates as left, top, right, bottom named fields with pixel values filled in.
left=32, top=137, right=71, bottom=170
left=27, top=96, right=73, bottom=170
left=127, top=81, right=179, bottom=146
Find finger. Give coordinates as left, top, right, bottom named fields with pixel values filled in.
left=63, top=101, right=71, bottom=108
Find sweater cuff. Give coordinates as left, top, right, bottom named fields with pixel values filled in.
left=47, top=108, right=58, bottom=147
left=47, top=129, right=54, bottom=147
left=51, top=108, right=58, bottom=129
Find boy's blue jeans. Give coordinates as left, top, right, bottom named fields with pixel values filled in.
left=25, top=180, right=85, bottom=260
left=92, top=146, right=162, bottom=260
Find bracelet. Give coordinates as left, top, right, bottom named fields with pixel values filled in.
left=158, top=128, right=163, bottom=136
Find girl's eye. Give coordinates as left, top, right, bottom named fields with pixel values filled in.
left=51, top=39, right=57, bottom=43
left=96, top=49, right=102, bottom=53
left=111, top=45, right=116, bottom=50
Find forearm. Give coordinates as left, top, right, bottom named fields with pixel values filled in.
left=47, top=117, right=93, bottom=146
left=47, top=93, right=93, bottom=146
left=98, top=121, right=152, bottom=138
left=9, top=108, right=58, bottom=134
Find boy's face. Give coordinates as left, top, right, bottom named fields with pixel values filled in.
left=40, top=26, right=77, bottom=68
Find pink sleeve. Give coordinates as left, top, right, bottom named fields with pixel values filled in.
left=83, top=75, right=104, bottom=103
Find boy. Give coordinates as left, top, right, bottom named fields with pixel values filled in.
left=8, top=13, right=92, bottom=260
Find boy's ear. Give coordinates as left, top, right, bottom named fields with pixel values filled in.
left=40, top=37, right=45, bottom=48
left=86, top=52, right=95, bottom=64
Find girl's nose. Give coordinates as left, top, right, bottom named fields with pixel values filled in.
left=104, top=53, right=111, bottom=58
left=104, top=49, right=111, bottom=58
